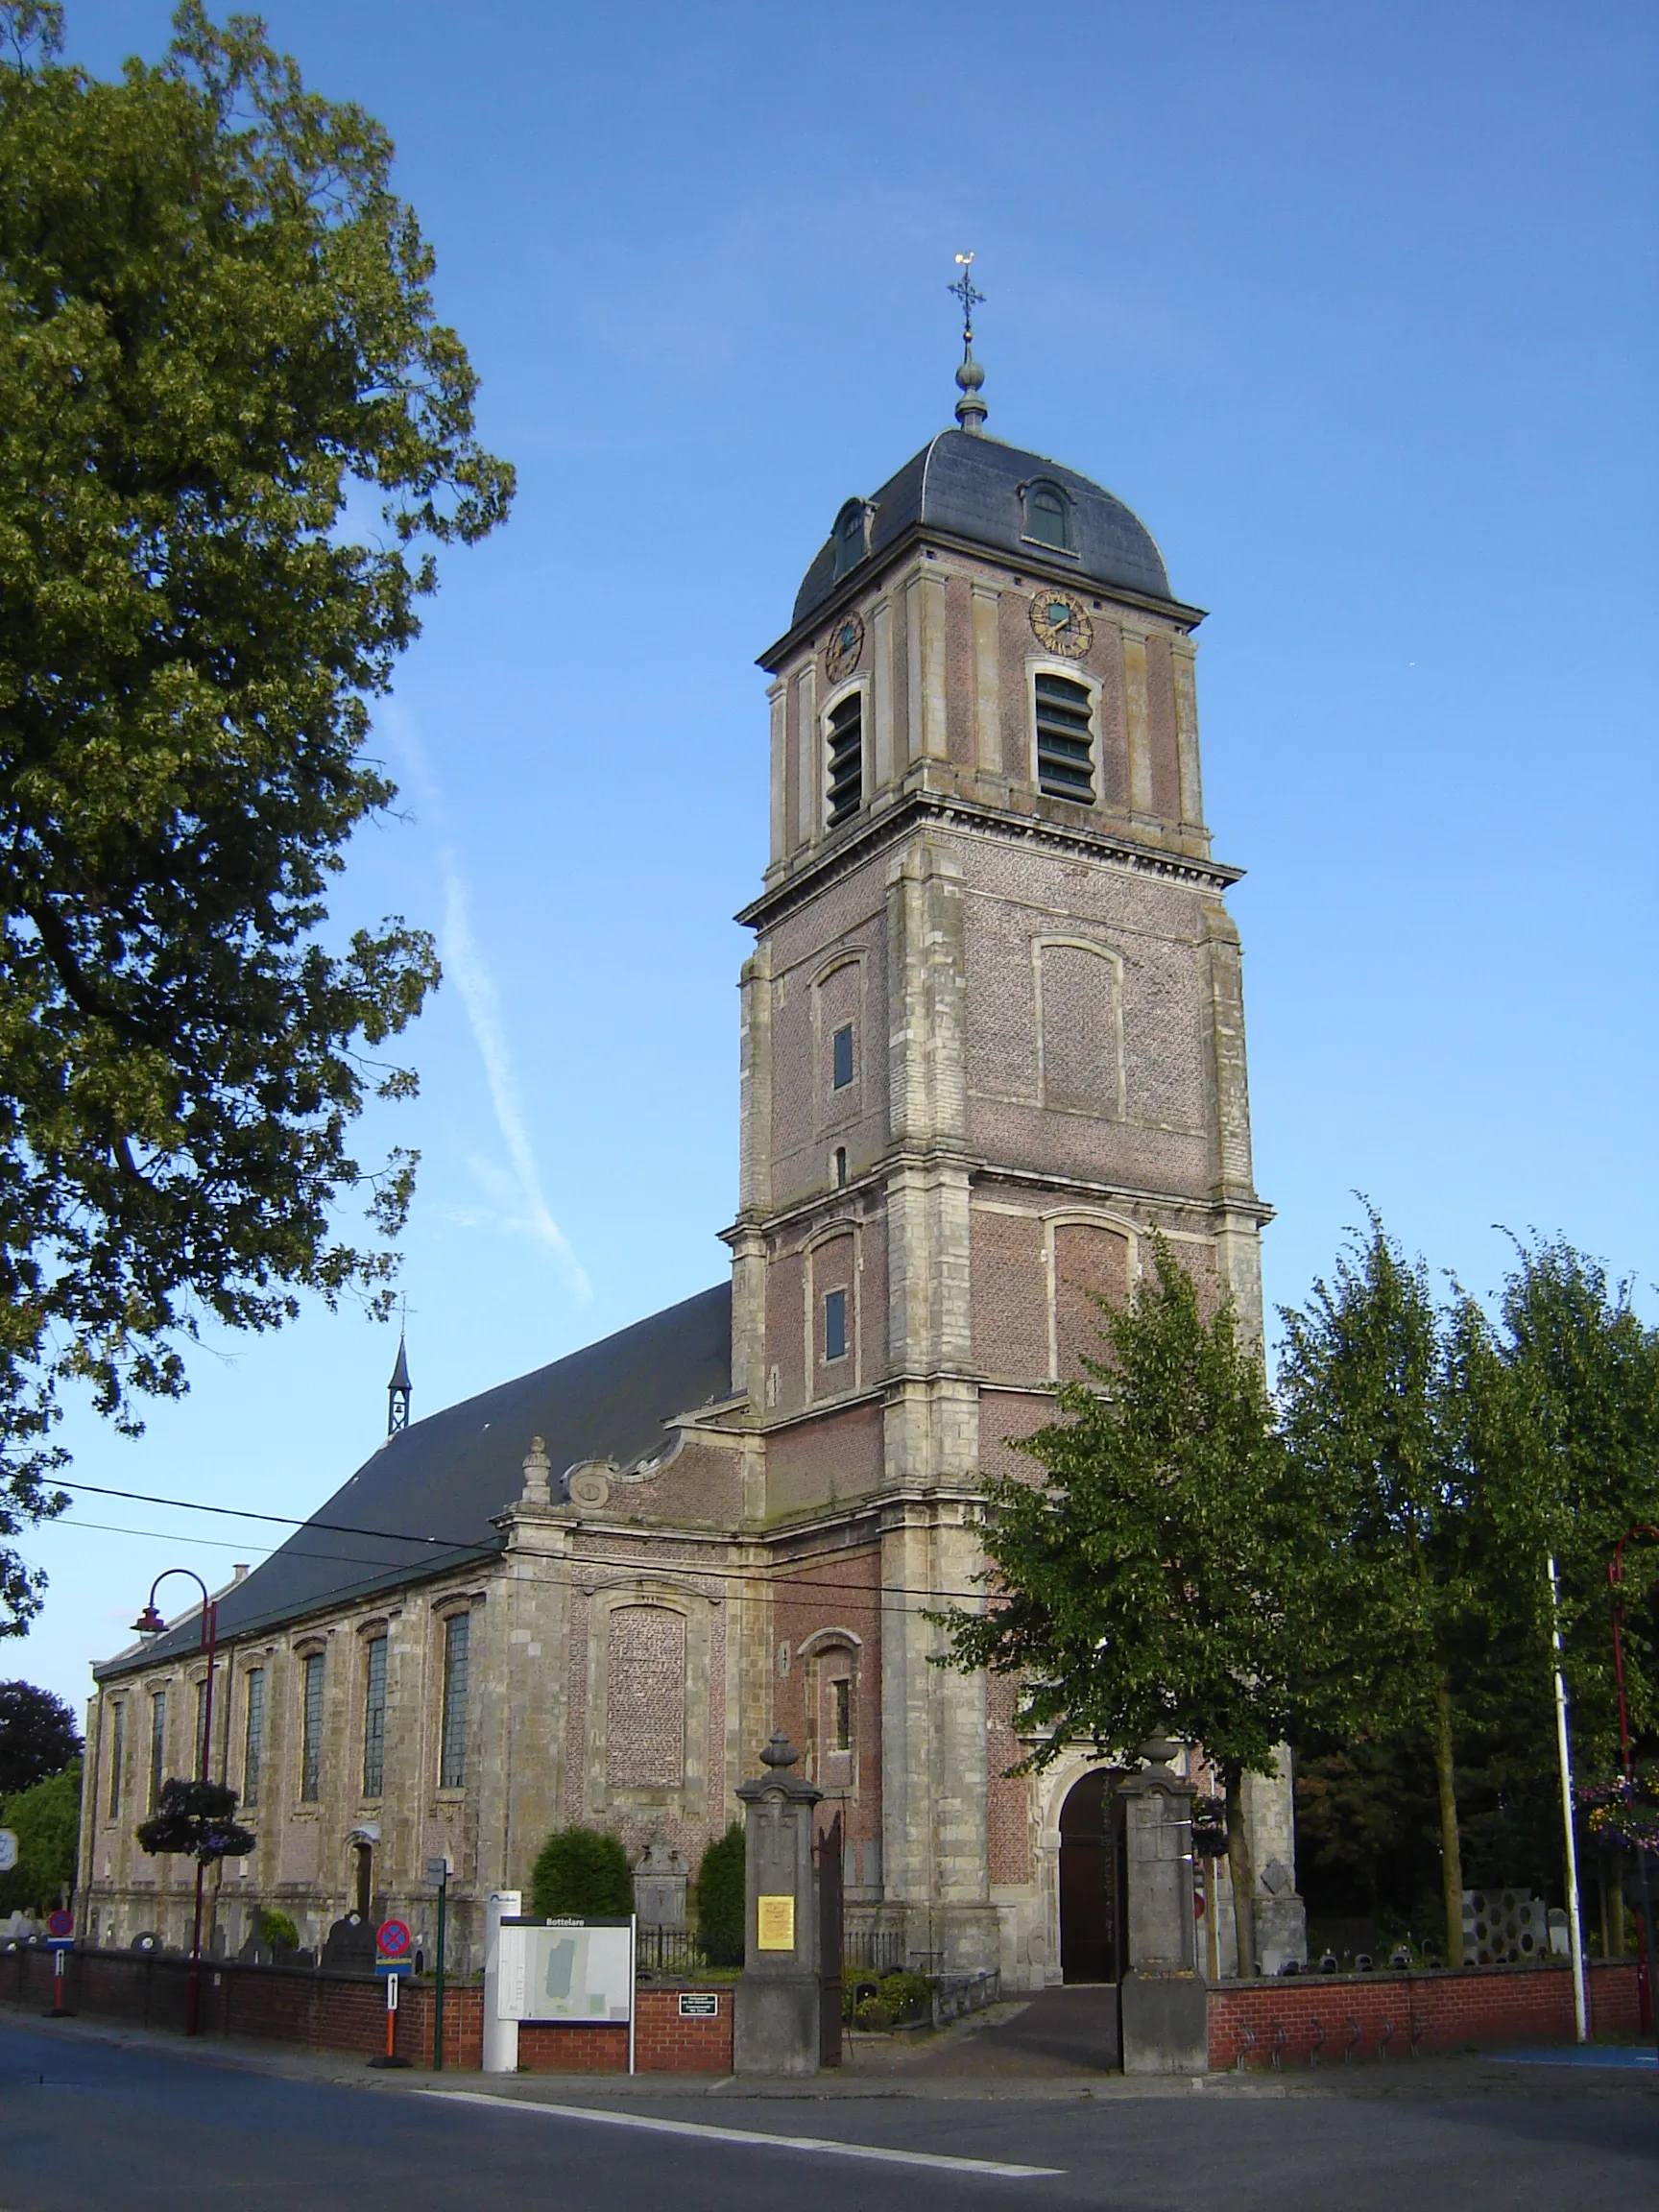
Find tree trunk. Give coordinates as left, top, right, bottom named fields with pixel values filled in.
left=1225, top=1768, right=1257, bottom=1978
left=1601, top=1849, right=1625, bottom=1960
left=1432, top=1674, right=1465, bottom=1969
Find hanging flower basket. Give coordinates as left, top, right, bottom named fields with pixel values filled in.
left=1578, top=1768, right=1659, bottom=1856
left=135, top=1778, right=256, bottom=1863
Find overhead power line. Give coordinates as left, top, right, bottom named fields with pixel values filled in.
left=43, top=1479, right=1001, bottom=1613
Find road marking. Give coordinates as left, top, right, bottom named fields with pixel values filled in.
left=423, top=2090, right=1064, bottom=2177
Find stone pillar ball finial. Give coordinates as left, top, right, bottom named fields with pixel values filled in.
left=758, top=1730, right=800, bottom=1769
left=519, top=1434, right=552, bottom=1507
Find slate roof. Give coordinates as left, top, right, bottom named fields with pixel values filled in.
left=791, top=428, right=1173, bottom=630
left=95, top=1283, right=734, bottom=1681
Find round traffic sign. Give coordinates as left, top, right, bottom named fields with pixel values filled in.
left=375, top=1917, right=411, bottom=1960
left=47, top=1909, right=73, bottom=1938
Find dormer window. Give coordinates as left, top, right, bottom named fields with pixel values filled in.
left=1022, top=478, right=1072, bottom=553
left=1035, top=673, right=1095, bottom=803
left=827, top=692, right=863, bottom=826
left=833, top=500, right=871, bottom=579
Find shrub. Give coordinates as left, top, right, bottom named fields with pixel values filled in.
left=531, top=1826, right=634, bottom=1918
left=0, top=1758, right=81, bottom=1916
left=854, top=1996, right=892, bottom=2032
left=877, top=1970, right=931, bottom=2024
left=259, top=1909, right=299, bottom=1955
left=695, top=1823, right=745, bottom=1966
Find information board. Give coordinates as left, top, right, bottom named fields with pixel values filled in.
left=496, top=1918, right=634, bottom=2024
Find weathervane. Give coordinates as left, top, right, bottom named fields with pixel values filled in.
left=949, top=252, right=988, bottom=435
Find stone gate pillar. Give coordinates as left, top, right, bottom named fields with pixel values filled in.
left=733, top=1732, right=822, bottom=2077
left=1118, top=1739, right=1208, bottom=2076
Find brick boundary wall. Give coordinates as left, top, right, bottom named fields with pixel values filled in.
left=6, top=1945, right=1631, bottom=2076
left=3, top=1947, right=733, bottom=2074
left=1208, top=1960, right=1643, bottom=2070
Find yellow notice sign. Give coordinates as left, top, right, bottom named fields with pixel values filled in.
left=756, top=1894, right=796, bottom=1952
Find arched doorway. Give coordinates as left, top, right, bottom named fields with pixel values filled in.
left=352, top=1839, right=373, bottom=1921
left=1059, top=1767, right=1121, bottom=1984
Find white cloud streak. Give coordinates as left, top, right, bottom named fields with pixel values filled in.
left=438, top=854, right=590, bottom=1301
left=377, top=701, right=589, bottom=1301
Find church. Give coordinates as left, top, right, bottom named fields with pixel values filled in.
left=76, top=332, right=1306, bottom=1987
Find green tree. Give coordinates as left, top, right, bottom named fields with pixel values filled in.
left=0, top=1754, right=80, bottom=1914
left=0, top=2, right=513, bottom=1629
left=0, top=1678, right=81, bottom=1792
left=1282, top=1228, right=1659, bottom=1959
left=1275, top=1214, right=1480, bottom=1963
left=695, top=1822, right=745, bottom=1966
left=934, top=1236, right=1323, bottom=1976
left=530, top=1826, right=634, bottom=1919
left=1474, top=1238, right=1659, bottom=1772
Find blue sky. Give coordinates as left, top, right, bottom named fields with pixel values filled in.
left=14, top=0, right=1656, bottom=1712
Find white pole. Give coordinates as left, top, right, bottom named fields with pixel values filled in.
left=1548, top=1556, right=1588, bottom=2042
left=628, top=1914, right=637, bottom=2077
left=482, top=1888, right=522, bottom=2076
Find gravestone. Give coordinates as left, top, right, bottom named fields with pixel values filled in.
left=634, top=1841, right=687, bottom=1930
left=1118, top=1738, right=1209, bottom=2076
left=733, top=1732, right=821, bottom=2078
left=322, top=1911, right=376, bottom=1972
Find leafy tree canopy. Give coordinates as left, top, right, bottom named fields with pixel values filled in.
left=0, top=3, right=513, bottom=1629
left=0, top=1676, right=81, bottom=1791
left=933, top=1234, right=1326, bottom=1970
left=0, top=1752, right=80, bottom=1913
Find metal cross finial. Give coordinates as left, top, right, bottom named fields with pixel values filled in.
left=949, top=252, right=985, bottom=349
left=949, top=253, right=989, bottom=433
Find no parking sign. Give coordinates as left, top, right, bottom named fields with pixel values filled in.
left=375, top=1917, right=413, bottom=1976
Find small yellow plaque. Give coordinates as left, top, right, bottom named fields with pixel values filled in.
left=756, top=1894, right=796, bottom=1952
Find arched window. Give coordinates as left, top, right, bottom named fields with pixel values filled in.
left=1023, top=478, right=1070, bottom=552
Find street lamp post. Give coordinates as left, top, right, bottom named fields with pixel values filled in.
left=1606, top=1527, right=1659, bottom=2063
left=132, top=1569, right=219, bottom=2038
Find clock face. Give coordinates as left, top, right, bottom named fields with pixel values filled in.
left=1028, top=589, right=1093, bottom=659
left=825, top=612, right=865, bottom=685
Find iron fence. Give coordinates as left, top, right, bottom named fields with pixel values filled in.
left=842, top=1921, right=907, bottom=1978
left=635, top=1926, right=713, bottom=1977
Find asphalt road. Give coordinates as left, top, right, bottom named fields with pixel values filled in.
left=1, top=2017, right=1655, bottom=2211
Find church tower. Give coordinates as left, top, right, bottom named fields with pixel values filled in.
left=725, top=330, right=1298, bottom=1979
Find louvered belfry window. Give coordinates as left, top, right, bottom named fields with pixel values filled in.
left=827, top=693, right=863, bottom=826
left=1035, top=673, right=1095, bottom=803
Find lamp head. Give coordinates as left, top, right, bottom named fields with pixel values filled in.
left=132, top=1603, right=166, bottom=1638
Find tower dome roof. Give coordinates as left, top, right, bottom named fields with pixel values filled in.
left=791, top=428, right=1173, bottom=630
